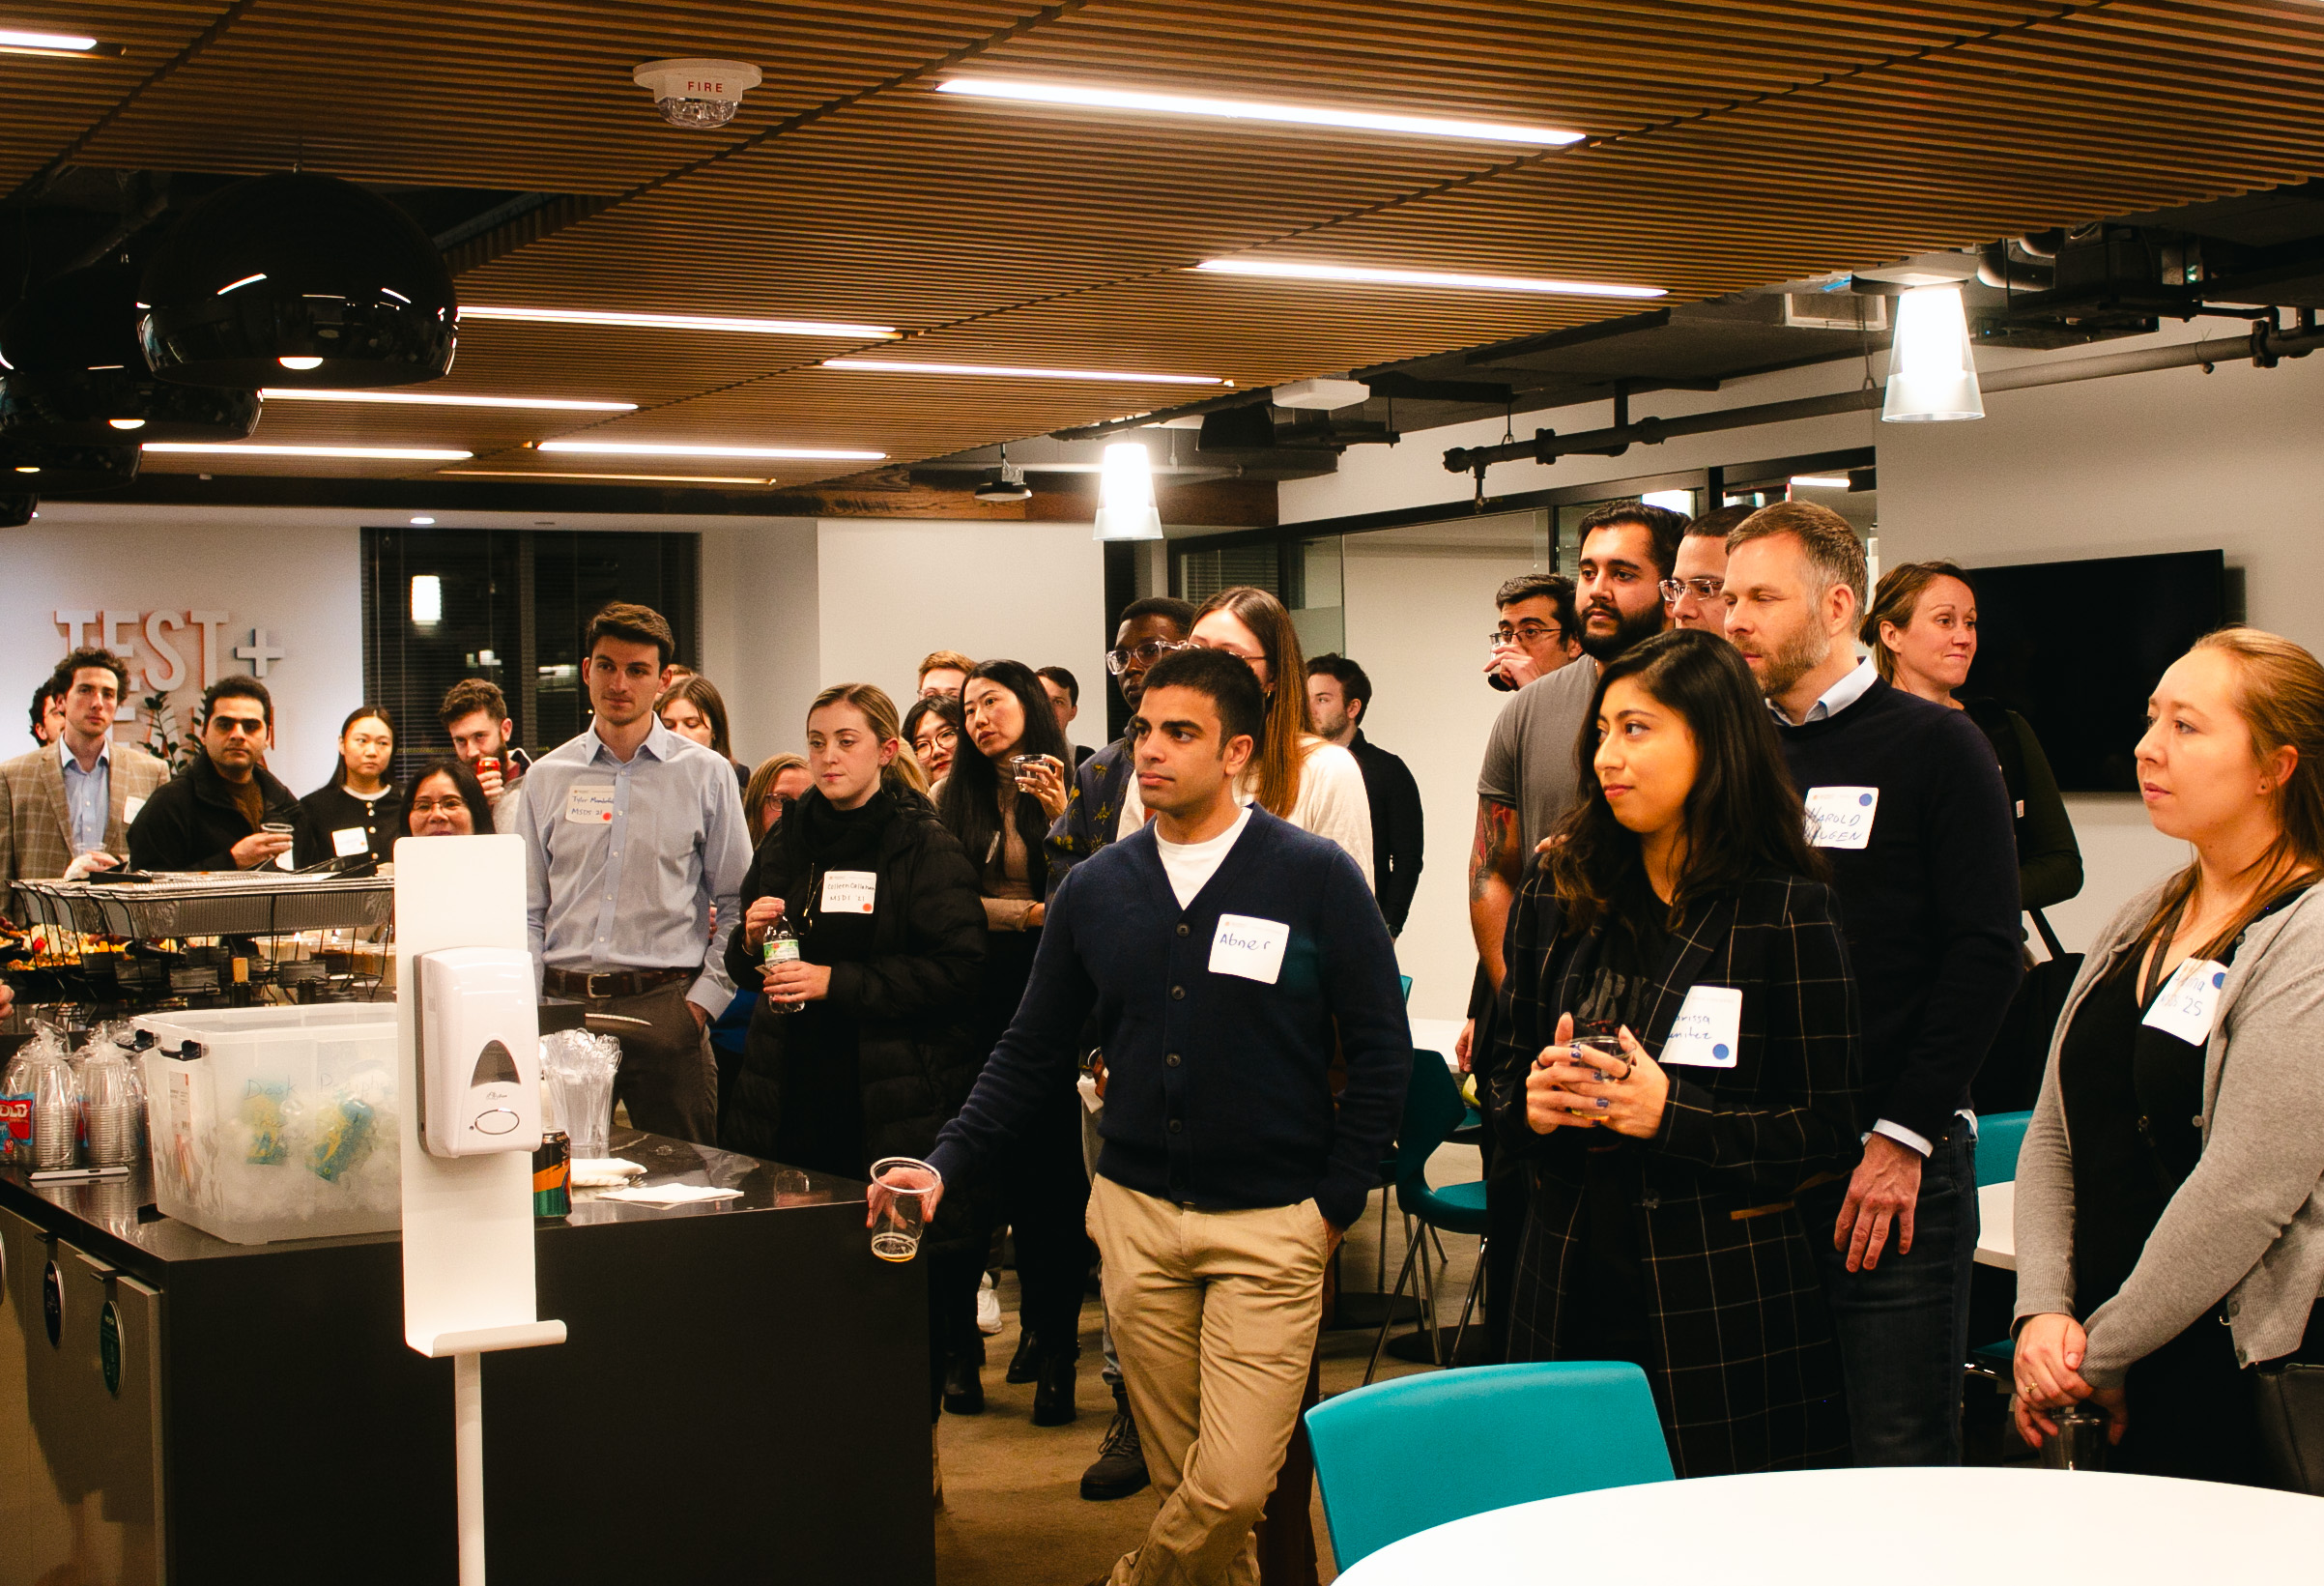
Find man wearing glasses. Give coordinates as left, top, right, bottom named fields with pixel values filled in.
left=129, top=678, right=302, bottom=872
left=1664, top=504, right=1753, bottom=633
left=1482, top=572, right=1582, bottom=691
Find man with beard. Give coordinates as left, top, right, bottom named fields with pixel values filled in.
left=1723, top=503, right=2021, bottom=1466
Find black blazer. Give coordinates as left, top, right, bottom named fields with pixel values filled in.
left=1485, top=867, right=1861, bottom=1477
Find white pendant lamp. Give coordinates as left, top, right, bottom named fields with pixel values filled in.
left=1882, top=284, right=1984, bottom=422
left=1094, top=441, right=1163, bottom=540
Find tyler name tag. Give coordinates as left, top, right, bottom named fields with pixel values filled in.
left=563, top=784, right=617, bottom=825
left=330, top=825, right=369, bottom=858
left=124, top=795, right=146, bottom=825
left=820, top=869, right=876, bottom=914
left=1661, top=984, right=1744, bottom=1068
left=2143, top=958, right=2229, bottom=1047
left=1209, top=913, right=1290, bottom=985
left=1803, top=786, right=1880, bottom=850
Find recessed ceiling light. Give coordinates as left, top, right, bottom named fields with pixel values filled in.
left=462, top=304, right=898, bottom=339
left=1788, top=476, right=1851, bottom=490
left=1194, top=258, right=1666, bottom=300
left=410, top=516, right=437, bottom=525
left=936, top=77, right=1584, bottom=146
left=140, top=443, right=474, bottom=460
left=259, top=388, right=639, bottom=412
left=536, top=441, right=884, bottom=460
left=437, top=469, right=780, bottom=485
left=107, top=418, right=147, bottom=430
left=276, top=355, right=325, bottom=370
left=821, top=358, right=1222, bottom=386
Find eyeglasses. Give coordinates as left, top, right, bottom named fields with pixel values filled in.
left=1659, top=577, right=1724, bottom=603
left=1489, top=622, right=1560, bottom=646
left=1105, top=639, right=1193, bottom=676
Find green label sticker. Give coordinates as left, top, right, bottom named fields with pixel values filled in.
left=99, top=1301, right=122, bottom=1396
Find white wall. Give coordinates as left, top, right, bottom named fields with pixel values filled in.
left=699, top=517, right=820, bottom=765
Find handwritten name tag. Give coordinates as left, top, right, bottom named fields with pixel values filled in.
left=124, top=795, right=146, bottom=824
left=1661, top=985, right=1743, bottom=1068
left=1209, top=913, right=1290, bottom=985
left=2143, top=958, right=2228, bottom=1047
left=563, top=784, right=617, bottom=825
left=820, top=869, right=876, bottom=914
left=330, top=825, right=369, bottom=858
left=1804, top=786, right=1879, bottom=850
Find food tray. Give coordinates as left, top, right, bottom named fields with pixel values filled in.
left=12, top=874, right=395, bottom=938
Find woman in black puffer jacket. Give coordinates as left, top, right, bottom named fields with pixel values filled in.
left=720, top=682, right=987, bottom=1425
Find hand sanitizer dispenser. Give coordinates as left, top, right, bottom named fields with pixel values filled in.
left=416, top=946, right=542, bottom=1158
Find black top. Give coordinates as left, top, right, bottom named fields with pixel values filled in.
left=1775, top=676, right=2023, bottom=1141
left=1961, top=696, right=2083, bottom=912
left=291, top=781, right=401, bottom=868
left=1348, top=730, right=1425, bottom=936
left=127, top=754, right=301, bottom=872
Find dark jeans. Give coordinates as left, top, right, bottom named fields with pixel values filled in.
left=1002, top=1086, right=1097, bottom=1347
left=1799, top=1128, right=1978, bottom=1465
left=588, top=981, right=718, bottom=1145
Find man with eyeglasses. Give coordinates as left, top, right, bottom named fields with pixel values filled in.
left=1663, top=504, right=1753, bottom=633
left=1482, top=572, right=1582, bottom=692
left=129, top=678, right=302, bottom=872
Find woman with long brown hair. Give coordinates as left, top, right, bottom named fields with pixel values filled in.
left=656, top=674, right=749, bottom=793
left=2014, top=629, right=2324, bottom=1489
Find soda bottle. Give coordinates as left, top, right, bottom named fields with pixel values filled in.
left=0, top=1050, right=34, bottom=1168
left=763, top=919, right=805, bottom=1016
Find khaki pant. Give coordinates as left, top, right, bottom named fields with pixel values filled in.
left=1088, top=1176, right=1333, bottom=1586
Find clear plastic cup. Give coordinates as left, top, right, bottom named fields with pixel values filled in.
left=868, top=1156, right=937, bottom=1262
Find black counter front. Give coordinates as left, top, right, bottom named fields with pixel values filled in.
left=0, top=1131, right=932, bottom=1586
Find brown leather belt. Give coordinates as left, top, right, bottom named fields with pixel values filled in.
left=542, top=966, right=693, bottom=1000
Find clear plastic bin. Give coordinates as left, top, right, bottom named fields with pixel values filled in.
left=135, top=1004, right=401, bottom=1245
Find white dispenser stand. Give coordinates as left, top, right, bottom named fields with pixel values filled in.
left=395, top=835, right=565, bottom=1584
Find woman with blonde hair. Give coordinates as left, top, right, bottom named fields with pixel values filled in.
left=743, top=753, right=812, bottom=845
left=2014, top=628, right=2324, bottom=1488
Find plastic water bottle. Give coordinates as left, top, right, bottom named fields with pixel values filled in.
left=763, top=920, right=804, bottom=1016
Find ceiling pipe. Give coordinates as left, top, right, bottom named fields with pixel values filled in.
left=1441, top=317, right=2323, bottom=476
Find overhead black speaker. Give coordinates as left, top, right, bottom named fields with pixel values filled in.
left=0, top=266, right=262, bottom=443
left=138, top=172, right=457, bottom=389
left=0, top=436, right=140, bottom=494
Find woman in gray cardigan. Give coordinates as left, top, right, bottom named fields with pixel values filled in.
left=2013, top=628, right=2324, bottom=1484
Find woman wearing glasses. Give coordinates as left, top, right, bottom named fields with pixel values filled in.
left=904, top=694, right=963, bottom=787
left=743, top=753, right=812, bottom=846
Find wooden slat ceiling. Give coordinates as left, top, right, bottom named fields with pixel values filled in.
left=9, top=0, right=2322, bottom=486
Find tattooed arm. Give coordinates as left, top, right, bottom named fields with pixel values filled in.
left=1468, top=795, right=1522, bottom=990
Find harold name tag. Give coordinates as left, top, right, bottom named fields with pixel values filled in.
left=563, top=784, right=617, bottom=825
left=330, top=825, right=369, bottom=858
left=1209, top=913, right=1290, bottom=985
left=2143, top=958, right=2229, bottom=1047
left=1661, top=985, right=1743, bottom=1068
left=820, top=869, right=876, bottom=914
left=1804, top=786, right=1879, bottom=850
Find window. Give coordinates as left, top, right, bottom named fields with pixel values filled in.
left=1174, top=534, right=1346, bottom=655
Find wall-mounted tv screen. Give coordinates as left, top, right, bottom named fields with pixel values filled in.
left=1960, top=549, right=2227, bottom=794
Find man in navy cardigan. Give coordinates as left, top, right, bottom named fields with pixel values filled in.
left=895, top=648, right=1409, bottom=1586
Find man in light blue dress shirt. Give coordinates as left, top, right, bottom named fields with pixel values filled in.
left=505, top=603, right=749, bottom=1144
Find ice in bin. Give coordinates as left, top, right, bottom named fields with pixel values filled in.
left=134, top=1004, right=401, bottom=1244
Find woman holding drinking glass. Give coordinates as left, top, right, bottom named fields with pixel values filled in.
left=2013, top=629, right=2324, bottom=1488
left=720, top=682, right=987, bottom=1428
left=1486, top=628, right=1858, bottom=1475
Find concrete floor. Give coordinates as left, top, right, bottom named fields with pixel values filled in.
left=935, top=1150, right=1483, bottom=1586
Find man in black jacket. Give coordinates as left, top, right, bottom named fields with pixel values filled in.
left=896, top=649, right=1408, bottom=1586
left=129, top=678, right=301, bottom=872
left=1306, top=652, right=1422, bottom=936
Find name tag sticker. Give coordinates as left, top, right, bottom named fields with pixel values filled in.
left=1662, top=985, right=1744, bottom=1068
left=124, top=795, right=146, bottom=824
left=2143, top=958, right=2229, bottom=1047
left=563, top=784, right=617, bottom=825
left=1804, top=786, right=1879, bottom=850
left=820, top=870, right=876, bottom=914
left=330, top=825, right=369, bottom=858
left=1209, top=913, right=1290, bottom=985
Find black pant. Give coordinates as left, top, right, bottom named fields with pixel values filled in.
left=1001, top=1085, right=1096, bottom=1346
left=587, top=981, right=717, bottom=1145
left=927, top=1243, right=985, bottom=1420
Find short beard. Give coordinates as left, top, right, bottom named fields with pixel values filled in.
left=1578, top=598, right=1666, bottom=663
left=1743, top=623, right=1830, bottom=702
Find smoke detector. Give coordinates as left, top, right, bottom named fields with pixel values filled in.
left=633, top=58, right=762, bottom=129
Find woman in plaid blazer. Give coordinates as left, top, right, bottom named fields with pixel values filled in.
left=1485, top=628, right=1861, bottom=1476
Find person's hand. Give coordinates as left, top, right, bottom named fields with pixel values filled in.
left=230, top=829, right=293, bottom=869
left=866, top=1162, right=944, bottom=1228
left=1525, top=1013, right=1595, bottom=1135
left=743, top=895, right=786, bottom=950
left=2091, top=1385, right=2129, bottom=1445
left=1455, top=1017, right=1476, bottom=1075
left=1090, top=1053, right=1108, bottom=1100
left=1559, top=1027, right=1668, bottom=1139
left=2010, top=1312, right=2093, bottom=1445
left=1025, top=902, right=1046, bottom=929
left=63, top=850, right=120, bottom=880
left=1484, top=642, right=1540, bottom=691
left=1018, top=757, right=1070, bottom=822
left=473, top=763, right=505, bottom=801
left=0, top=982, right=12, bottom=1018
left=1834, top=1131, right=1923, bottom=1271
left=1324, top=1217, right=1346, bottom=1257
left=687, top=1000, right=710, bottom=1028
left=762, top=959, right=831, bottom=1009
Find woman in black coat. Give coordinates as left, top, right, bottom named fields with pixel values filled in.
left=720, top=682, right=986, bottom=1425
left=1485, top=629, right=1860, bottom=1476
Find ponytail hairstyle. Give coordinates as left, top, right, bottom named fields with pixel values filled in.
left=938, top=659, right=1069, bottom=898
left=1191, top=585, right=1312, bottom=818
left=807, top=683, right=928, bottom=802
left=2136, top=627, right=2324, bottom=960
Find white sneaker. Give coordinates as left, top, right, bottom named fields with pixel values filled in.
left=977, top=1271, right=1003, bottom=1336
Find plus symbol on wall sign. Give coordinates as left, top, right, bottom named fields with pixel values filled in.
left=233, top=627, right=285, bottom=678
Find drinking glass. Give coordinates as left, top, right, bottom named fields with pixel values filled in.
left=868, top=1156, right=937, bottom=1262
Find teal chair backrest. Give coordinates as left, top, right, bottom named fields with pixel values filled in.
left=1392, top=1045, right=1468, bottom=1197
left=1976, top=1110, right=2032, bottom=1187
left=1399, top=973, right=1414, bottom=1003
left=1306, top=1361, right=1675, bottom=1569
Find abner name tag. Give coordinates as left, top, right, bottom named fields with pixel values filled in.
left=1209, top=914, right=1290, bottom=985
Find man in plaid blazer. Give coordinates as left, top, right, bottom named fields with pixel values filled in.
left=0, top=649, right=169, bottom=915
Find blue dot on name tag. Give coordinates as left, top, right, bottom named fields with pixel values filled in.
left=1713, top=1044, right=1731, bottom=1060
left=2212, top=970, right=2225, bottom=988
left=1857, top=793, right=1873, bottom=806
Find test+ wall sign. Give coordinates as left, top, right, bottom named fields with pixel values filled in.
left=51, top=609, right=287, bottom=764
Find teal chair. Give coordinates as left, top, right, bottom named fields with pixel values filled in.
left=1966, top=1110, right=2035, bottom=1385
left=1363, top=1044, right=1489, bottom=1384
left=1307, top=1361, right=1675, bottom=1570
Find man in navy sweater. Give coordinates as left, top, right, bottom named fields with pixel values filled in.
left=1724, top=503, right=2022, bottom=1465
left=889, top=648, right=1409, bottom=1585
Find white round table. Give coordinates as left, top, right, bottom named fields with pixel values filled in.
left=1333, top=1466, right=2324, bottom=1584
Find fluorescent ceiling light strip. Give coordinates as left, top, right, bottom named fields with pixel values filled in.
left=259, top=387, right=638, bottom=412
left=0, top=28, right=98, bottom=50
left=822, top=358, right=1221, bottom=386
left=439, top=469, right=778, bottom=486
left=142, top=443, right=474, bottom=460
left=462, top=304, right=898, bottom=339
left=1195, top=257, right=1665, bottom=300
left=937, top=77, right=1583, bottom=146
left=1789, top=476, right=1851, bottom=489
left=536, top=441, right=884, bottom=460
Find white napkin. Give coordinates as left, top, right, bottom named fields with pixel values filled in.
left=570, top=1158, right=647, bottom=1188
left=597, top=1183, right=742, bottom=1207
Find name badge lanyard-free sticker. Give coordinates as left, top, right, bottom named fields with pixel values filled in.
left=1804, top=786, right=1879, bottom=851
left=2143, top=958, right=2229, bottom=1047
left=1209, top=913, right=1290, bottom=986
left=565, top=784, right=617, bottom=825
left=1661, top=985, right=1744, bottom=1069
left=820, top=870, right=877, bottom=914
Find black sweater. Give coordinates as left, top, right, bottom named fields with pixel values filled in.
left=928, top=807, right=1410, bottom=1228
left=128, top=755, right=301, bottom=873
left=1349, top=730, right=1424, bottom=936
left=1775, top=677, right=2023, bottom=1142
left=291, top=780, right=401, bottom=867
